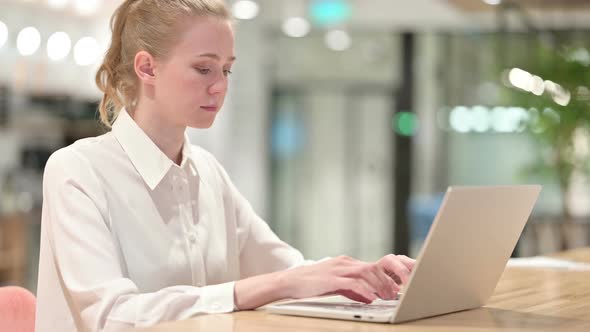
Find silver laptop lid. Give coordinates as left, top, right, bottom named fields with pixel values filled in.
left=392, top=185, right=541, bottom=323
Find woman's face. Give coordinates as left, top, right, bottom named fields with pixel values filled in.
left=153, top=16, right=235, bottom=129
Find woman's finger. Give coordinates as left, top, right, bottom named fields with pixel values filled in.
left=341, top=263, right=388, bottom=300
left=379, top=255, right=411, bottom=285
left=395, top=255, right=416, bottom=271
left=335, top=277, right=377, bottom=304
left=359, top=265, right=392, bottom=300
left=374, top=268, right=400, bottom=300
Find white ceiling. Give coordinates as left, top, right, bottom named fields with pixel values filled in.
left=100, top=0, right=590, bottom=30
left=4, top=0, right=590, bottom=30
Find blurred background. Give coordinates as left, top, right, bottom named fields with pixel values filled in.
left=1, top=0, right=590, bottom=293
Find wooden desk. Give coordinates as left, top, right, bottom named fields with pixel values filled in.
left=131, top=248, right=590, bottom=332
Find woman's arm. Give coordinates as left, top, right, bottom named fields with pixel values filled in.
left=203, top=149, right=416, bottom=309
left=201, top=148, right=312, bottom=277
left=234, top=254, right=415, bottom=310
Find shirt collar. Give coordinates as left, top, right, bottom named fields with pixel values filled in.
left=112, top=108, right=195, bottom=190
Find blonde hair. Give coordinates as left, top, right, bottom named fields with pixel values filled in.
left=95, top=0, right=231, bottom=128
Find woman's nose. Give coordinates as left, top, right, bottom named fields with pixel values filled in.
left=208, top=75, right=228, bottom=95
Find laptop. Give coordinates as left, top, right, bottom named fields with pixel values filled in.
left=266, top=185, right=542, bottom=323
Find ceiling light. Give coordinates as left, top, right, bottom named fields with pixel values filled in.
left=325, top=29, right=351, bottom=51
left=47, top=31, right=72, bottom=61
left=282, top=17, right=311, bottom=38
left=232, top=0, right=259, bottom=20
left=17, top=27, right=41, bottom=56
left=47, top=0, right=69, bottom=10
left=74, top=0, right=100, bottom=16
left=74, top=36, right=100, bottom=66
left=0, top=21, right=7, bottom=49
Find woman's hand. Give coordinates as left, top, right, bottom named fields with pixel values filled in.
left=280, top=254, right=416, bottom=304
left=234, top=254, right=415, bottom=310
left=375, top=254, right=416, bottom=285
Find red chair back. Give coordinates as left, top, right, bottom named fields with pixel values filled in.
left=0, top=286, right=36, bottom=332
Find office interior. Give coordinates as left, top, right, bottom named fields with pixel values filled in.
left=0, top=0, right=589, bottom=296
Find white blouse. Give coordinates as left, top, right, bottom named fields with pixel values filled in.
left=35, top=109, right=308, bottom=331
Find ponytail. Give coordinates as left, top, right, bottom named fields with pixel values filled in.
left=95, top=0, right=139, bottom=128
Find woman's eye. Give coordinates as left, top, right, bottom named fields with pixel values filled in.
left=196, top=68, right=211, bottom=74
left=223, top=70, right=233, bottom=76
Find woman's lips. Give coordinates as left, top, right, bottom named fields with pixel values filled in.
left=201, top=106, right=218, bottom=112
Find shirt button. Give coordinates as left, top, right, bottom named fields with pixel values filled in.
left=188, top=233, right=197, bottom=243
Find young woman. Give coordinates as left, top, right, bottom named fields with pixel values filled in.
left=35, top=0, right=415, bottom=331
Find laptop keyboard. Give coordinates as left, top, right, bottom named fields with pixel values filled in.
left=277, top=299, right=399, bottom=313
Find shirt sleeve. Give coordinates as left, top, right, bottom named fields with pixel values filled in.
left=206, top=153, right=317, bottom=278
left=41, top=148, right=235, bottom=331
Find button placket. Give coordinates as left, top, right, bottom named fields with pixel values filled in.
left=188, top=232, right=197, bottom=243
left=178, top=168, right=205, bottom=285
left=170, top=167, right=201, bottom=285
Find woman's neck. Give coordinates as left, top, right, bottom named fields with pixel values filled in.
left=128, top=102, right=186, bottom=166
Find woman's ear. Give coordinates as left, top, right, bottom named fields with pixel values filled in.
left=134, top=51, right=156, bottom=85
